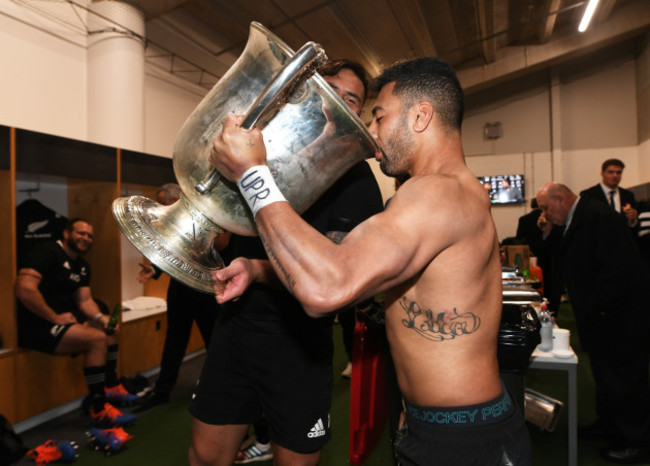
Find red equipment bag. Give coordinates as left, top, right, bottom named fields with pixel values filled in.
left=348, top=314, right=388, bottom=465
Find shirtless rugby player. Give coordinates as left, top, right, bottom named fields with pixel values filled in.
left=209, top=57, right=531, bottom=466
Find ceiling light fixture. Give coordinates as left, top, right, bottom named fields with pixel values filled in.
left=578, top=0, right=600, bottom=32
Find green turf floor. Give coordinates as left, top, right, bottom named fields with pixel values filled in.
left=15, top=302, right=649, bottom=465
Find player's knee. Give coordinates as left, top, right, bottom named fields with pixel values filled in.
left=85, top=327, right=108, bottom=351
left=188, top=441, right=213, bottom=466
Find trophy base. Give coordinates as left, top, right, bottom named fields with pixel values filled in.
left=112, top=195, right=225, bottom=294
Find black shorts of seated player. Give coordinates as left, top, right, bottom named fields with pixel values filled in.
left=19, top=321, right=74, bottom=354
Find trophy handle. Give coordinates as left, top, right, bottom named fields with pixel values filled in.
left=195, top=41, right=328, bottom=195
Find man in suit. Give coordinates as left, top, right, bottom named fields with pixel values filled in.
left=537, top=182, right=650, bottom=464
left=515, top=198, right=563, bottom=314
left=580, top=158, right=638, bottom=228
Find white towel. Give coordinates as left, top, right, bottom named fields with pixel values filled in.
left=122, top=296, right=167, bottom=312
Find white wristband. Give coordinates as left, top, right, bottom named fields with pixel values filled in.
left=92, top=313, right=103, bottom=322
left=237, top=165, right=287, bottom=218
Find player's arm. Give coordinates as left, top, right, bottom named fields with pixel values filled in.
left=15, top=268, right=76, bottom=325
left=213, top=257, right=281, bottom=302
left=253, top=184, right=441, bottom=316
left=214, top=230, right=355, bottom=302
left=210, top=114, right=453, bottom=315
left=213, top=209, right=417, bottom=313
left=136, top=262, right=157, bottom=283
left=75, top=287, right=109, bottom=329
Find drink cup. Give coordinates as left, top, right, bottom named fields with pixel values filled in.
left=552, top=328, right=570, bottom=352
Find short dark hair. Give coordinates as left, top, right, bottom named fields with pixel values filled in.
left=371, top=57, right=464, bottom=131
left=156, top=183, right=181, bottom=203
left=319, top=59, right=369, bottom=104
left=66, top=217, right=90, bottom=231
left=602, top=158, right=625, bottom=171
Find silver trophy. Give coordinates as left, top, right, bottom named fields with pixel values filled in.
left=112, top=22, right=378, bottom=292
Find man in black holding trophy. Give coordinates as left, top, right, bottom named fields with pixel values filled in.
left=188, top=59, right=384, bottom=466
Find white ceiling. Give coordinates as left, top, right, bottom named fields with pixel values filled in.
left=9, top=0, right=650, bottom=100
left=127, top=0, right=650, bottom=96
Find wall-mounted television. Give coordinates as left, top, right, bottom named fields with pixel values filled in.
left=478, top=174, right=525, bottom=205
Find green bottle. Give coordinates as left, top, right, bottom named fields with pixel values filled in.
left=106, top=304, right=120, bottom=335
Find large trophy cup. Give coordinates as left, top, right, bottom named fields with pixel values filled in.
left=113, top=22, right=379, bottom=293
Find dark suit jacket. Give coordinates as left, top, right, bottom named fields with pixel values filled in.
left=560, top=197, right=649, bottom=353
left=516, top=209, right=563, bottom=258
left=580, top=184, right=637, bottom=213
left=516, top=209, right=564, bottom=312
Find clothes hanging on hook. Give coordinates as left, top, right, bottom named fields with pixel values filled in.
left=16, top=198, right=68, bottom=268
left=19, top=182, right=40, bottom=199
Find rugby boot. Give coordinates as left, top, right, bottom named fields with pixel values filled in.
left=86, top=427, right=133, bottom=456
left=26, top=439, right=78, bottom=465
left=89, top=402, right=136, bottom=428
left=104, top=383, right=139, bottom=406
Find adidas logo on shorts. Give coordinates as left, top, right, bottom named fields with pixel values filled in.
left=307, top=418, right=326, bottom=438
left=50, top=325, right=66, bottom=337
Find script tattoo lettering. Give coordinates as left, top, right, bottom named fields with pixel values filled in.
left=259, top=233, right=296, bottom=290
left=399, top=297, right=480, bottom=342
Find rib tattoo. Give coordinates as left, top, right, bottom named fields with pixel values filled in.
left=399, top=297, right=480, bottom=342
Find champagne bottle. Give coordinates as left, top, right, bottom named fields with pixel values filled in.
left=106, top=304, right=120, bottom=335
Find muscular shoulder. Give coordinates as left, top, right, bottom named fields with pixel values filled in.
left=395, top=173, right=491, bottom=227
left=22, top=241, right=61, bottom=270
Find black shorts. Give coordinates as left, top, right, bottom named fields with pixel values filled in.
left=18, top=318, right=74, bottom=354
left=189, top=317, right=333, bottom=453
left=396, top=388, right=532, bottom=466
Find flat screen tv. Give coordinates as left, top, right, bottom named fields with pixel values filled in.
left=478, top=174, right=525, bottom=205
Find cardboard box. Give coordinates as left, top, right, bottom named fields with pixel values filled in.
left=505, top=245, right=530, bottom=272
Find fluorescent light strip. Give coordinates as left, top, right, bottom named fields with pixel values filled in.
left=578, top=0, right=600, bottom=32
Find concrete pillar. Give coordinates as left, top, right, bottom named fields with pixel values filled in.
left=636, top=31, right=650, bottom=181
left=549, top=69, right=563, bottom=183
left=87, top=0, right=145, bottom=151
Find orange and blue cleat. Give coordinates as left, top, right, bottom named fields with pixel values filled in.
left=104, top=384, right=139, bottom=406
left=26, top=439, right=78, bottom=465
left=89, top=402, right=136, bottom=428
left=86, top=427, right=133, bottom=456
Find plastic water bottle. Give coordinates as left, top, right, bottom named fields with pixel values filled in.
left=106, top=304, right=120, bottom=335
left=539, top=302, right=553, bottom=352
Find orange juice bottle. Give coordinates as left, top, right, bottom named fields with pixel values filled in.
left=528, top=256, right=544, bottom=295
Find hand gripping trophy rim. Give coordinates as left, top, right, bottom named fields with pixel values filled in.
left=195, top=40, right=328, bottom=195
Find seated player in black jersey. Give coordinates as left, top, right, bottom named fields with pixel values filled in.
left=15, top=218, right=137, bottom=427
